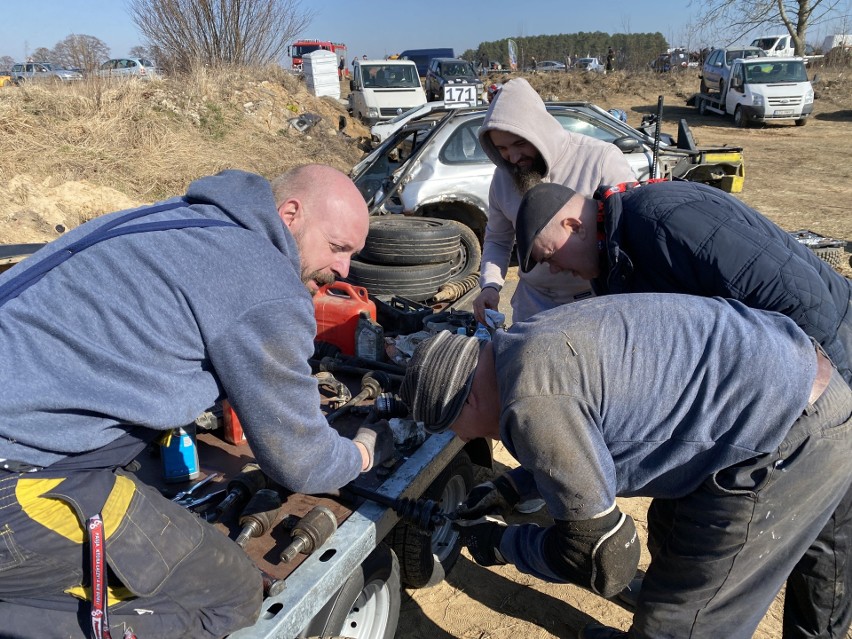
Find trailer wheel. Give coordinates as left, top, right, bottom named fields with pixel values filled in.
left=698, top=98, right=708, bottom=116
left=734, top=106, right=749, bottom=128
left=297, top=543, right=400, bottom=639
left=387, top=450, right=474, bottom=588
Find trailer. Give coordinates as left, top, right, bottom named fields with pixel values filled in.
left=691, top=56, right=814, bottom=127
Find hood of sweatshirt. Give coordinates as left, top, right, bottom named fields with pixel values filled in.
left=478, top=78, right=568, bottom=175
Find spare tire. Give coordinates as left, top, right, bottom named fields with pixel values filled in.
left=346, top=257, right=454, bottom=301
left=358, top=217, right=461, bottom=266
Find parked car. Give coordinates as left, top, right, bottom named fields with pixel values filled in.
left=700, top=46, right=764, bottom=94
left=534, top=60, right=567, bottom=72
left=651, top=49, right=690, bottom=72
left=424, top=58, right=483, bottom=103
left=351, top=102, right=743, bottom=242
left=575, top=57, right=605, bottom=73
left=11, top=62, right=82, bottom=83
left=96, top=57, right=161, bottom=80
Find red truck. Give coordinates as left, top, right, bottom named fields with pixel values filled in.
left=288, top=40, right=348, bottom=77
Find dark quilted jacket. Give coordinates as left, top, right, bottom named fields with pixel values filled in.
left=595, top=180, right=852, bottom=382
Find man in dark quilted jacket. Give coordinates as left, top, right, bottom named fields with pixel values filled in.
left=515, top=178, right=852, bottom=639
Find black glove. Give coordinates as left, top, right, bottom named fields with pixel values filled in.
left=353, top=419, right=396, bottom=471
left=453, top=474, right=520, bottom=520
left=452, top=516, right=509, bottom=567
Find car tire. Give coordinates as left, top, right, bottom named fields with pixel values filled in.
left=358, top=217, right=461, bottom=266
left=297, top=543, right=400, bottom=639
left=734, top=106, right=749, bottom=128
left=387, top=451, right=474, bottom=588
left=346, top=257, right=454, bottom=301
left=446, top=220, right=482, bottom=280
left=812, top=246, right=844, bottom=268
left=795, top=118, right=807, bottom=127
left=698, top=98, right=708, bottom=116
left=699, top=78, right=708, bottom=94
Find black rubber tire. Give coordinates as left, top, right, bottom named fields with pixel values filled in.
left=387, top=451, right=474, bottom=588
left=734, top=106, right=749, bottom=128
left=699, top=78, right=708, bottom=94
left=358, top=217, right=461, bottom=266
left=297, top=543, right=400, bottom=639
left=346, top=257, right=454, bottom=301
left=795, top=118, right=807, bottom=127
left=698, top=98, right=708, bottom=116
left=446, top=221, right=482, bottom=279
left=812, top=246, right=844, bottom=268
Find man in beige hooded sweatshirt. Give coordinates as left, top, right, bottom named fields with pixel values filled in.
left=473, top=78, right=635, bottom=324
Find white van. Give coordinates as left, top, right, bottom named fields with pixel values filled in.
left=751, top=35, right=795, bottom=57
left=695, top=57, right=814, bottom=127
left=348, top=59, right=427, bottom=125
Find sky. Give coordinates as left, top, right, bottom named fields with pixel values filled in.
left=1, top=0, right=849, bottom=64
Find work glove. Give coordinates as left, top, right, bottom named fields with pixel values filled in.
left=353, top=419, right=396, bottom=471
left=453, top=474, right=520, bottom=520
left=452, top=515, right=509, bottom=567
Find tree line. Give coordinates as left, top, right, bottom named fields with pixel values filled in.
left=463, top=32, right=671, bottom=71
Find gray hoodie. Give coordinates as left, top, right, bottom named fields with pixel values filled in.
left=0, top=170, right=363, bottom=494
left=478, top=78, right=635, bottom=321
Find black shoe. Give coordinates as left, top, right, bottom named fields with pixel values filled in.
left=615, top=569, right=645, bottom=609
left=578, top=621, right=629, bottom=639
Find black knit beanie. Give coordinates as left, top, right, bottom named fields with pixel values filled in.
left=400, top=331, right=480, bottom=434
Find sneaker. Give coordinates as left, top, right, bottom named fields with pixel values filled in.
left=514, top=497, right=546, bottom=514
left=578, top=621, right=629, bottom=638
left=615, top=569, right=645, bottom=609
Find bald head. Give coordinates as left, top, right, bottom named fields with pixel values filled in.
left=272, top=164, right=369, bottom=293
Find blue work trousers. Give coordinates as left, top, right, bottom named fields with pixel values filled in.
left=634, top=368, right=852, bottom=639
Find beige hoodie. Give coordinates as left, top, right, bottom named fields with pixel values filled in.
left=478, top=78, right=635, bottom=321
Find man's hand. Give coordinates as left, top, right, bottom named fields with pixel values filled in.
left=473, top=287, right=500, bottom=325
left=452, top=516, right=508, bottom=566
left=453, top=474, right=520, bottom=520
left=353, top=419, right=396, bottom=471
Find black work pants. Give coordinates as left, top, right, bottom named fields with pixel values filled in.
left=637, top=368, right=852, bottom=639
left=0, top=469, right=262, bottom=638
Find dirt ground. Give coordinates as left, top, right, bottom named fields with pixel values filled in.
left=1, top=68, right=851, bottom=638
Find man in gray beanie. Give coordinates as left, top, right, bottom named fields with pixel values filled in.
left=400, top=294, right=852, bottom=639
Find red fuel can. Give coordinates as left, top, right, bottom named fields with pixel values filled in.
left=314, top=282, right=376, bottom=355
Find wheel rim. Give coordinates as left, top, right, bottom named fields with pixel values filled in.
left=431, top=473, right=468, bottom=562
left=338, top=578, right=391, bottom=638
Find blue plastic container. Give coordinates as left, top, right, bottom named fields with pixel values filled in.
left=161, top=426, right=200, bottom=483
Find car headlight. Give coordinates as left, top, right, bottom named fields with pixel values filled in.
left=804, top=89, right=814, bottom=104
left=751, top=93, right=764, bottom=107
left=367, top=107, right=379, bottom=117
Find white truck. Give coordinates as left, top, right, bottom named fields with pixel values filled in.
left=693, top=56, right=814, bottom=127
left=348, top=59, right=427, bottom=125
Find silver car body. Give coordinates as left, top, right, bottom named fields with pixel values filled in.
left=11, top=62, right=82, bottom=83
left=701, top=47, right=764, bottom=92
left=576, top=57, right=604, bottom=73
left=351, top=103, right=707, bottom=239
left=96, top=57, right=161, bottom=80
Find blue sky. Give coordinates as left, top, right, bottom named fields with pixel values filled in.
left=1, top=0, right=848, bottom=63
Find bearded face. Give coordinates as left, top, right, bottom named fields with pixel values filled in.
left=510, top=154, right=547, bottom=194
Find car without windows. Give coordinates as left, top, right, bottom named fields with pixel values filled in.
left=701, top=46, right=764, bottom=94
left=351, top=102, right=744, bottom=242
left=96, top=57, right=162, bottom=80
left=11, top=62, right=82, bottom=84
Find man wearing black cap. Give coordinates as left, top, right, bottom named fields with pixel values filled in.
left=400, top=294, right=852, bottom=639
left=514, top=178, right=852, bottom=637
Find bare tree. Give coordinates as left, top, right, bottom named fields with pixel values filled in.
left=31, top=47, right=52, bottom=62
left=129, top=45, right=151, bottom=59
left=52, top=34, right=110, bottom=72
left=691, top=0, right=845, bottom=54
left=1, top=55, right=15, bottom=70
left=128, top=0, right=314, bottom=69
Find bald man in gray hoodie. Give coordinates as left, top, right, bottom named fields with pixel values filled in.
left=473, top=78, right=634, bottom=324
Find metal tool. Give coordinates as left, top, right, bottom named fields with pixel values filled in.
left=279, top=505, right=338, bottom=563
left=171, top=472, right=222, bottom=502
left=342, top=482, right=447, bottom=531
left=235, top=488, right=283, bottom=548
left=325, top=371, right=390, bottom=424
left=179, top=489, right=226, bottom=509
left=211, top=463, right=267, bottom=523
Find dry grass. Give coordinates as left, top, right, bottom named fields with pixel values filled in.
left=0, top=65, right=364, bottom=207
